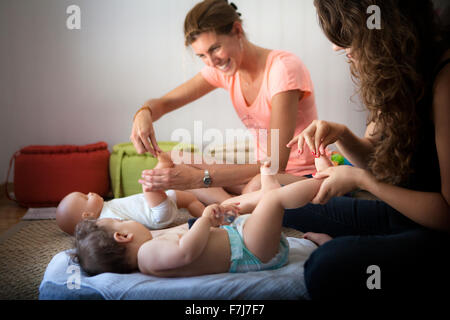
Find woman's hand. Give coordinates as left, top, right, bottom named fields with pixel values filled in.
left=202, top=203, right=240, bottom=227
left=139, top=164, right=203, bottom=191
left=311, top=165, right=369, bottom=204
left=130, top=106, right=162, bottom=156
left=287, top=120, right=347, bottom=156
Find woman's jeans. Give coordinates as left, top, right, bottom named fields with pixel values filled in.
left=283, top=196, right=450, bottom=300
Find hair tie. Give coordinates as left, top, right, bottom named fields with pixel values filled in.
left=230, top=2, right=242, bottom=16
left=223, top=0, right=242, bottom=17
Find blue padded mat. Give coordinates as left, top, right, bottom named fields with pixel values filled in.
left=39, top=237, right=317, bottom=300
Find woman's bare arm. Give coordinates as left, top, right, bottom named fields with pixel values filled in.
left=145, top=72, right=216, bottom=120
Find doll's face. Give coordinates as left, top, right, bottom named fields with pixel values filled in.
left=56, top=192, right=104, bottom=235
left=71, top=192, right=104, bottom=217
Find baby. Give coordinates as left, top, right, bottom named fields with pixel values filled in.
left=56, top=152, right=205, bottom=235
left=71, top=156, right=333, bottom=276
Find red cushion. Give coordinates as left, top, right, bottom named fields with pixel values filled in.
left=13, top=142, right=110, bottom=207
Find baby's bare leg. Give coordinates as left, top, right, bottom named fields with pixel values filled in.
left=175, top=190, right=205, bottom=218
left=221, top=190, right=261, bottom=214
left=242, top=173, right=307, bottom=194
left=142, top=153, right=174, bottom=207
left=221, top=162, right=281, bottom=213
left=259, top=161, right=281, bottom=192
left=142, top=186, right=168, bottom=207
left=243, top=177, right=323, bottom=263
left=240, top=156, right=332, bottom=260
left=155, top=152, right=175, bottom=169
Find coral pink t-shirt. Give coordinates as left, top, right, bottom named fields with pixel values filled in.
left=201, top=50, right=317, bottom=176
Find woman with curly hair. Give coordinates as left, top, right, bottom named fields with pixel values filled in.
left=284, top=0, right=450, bottom=299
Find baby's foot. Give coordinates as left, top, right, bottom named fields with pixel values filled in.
left=260, top=159, right=274, bottom=176
left=315, top=155, right=333, bottom=172
left=303, top=232, right=333, bottom=246
left=260, top=160, right=281, bottom=193
left=155, top=152, right=175, bottom=169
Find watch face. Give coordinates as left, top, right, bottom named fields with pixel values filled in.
left=203, top=177, right=212, bottom=186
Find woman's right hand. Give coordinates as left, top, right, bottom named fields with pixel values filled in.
left=130, top=106, right=162, bottom=156
left=287, top=120, right=347, bottom=156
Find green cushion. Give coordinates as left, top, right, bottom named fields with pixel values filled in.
left=109, top=142, right=197, bottom=198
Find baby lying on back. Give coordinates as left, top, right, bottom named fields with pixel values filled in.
left=56, top=152, right=204, bottom=235
left=70, top=156, right=333, bottom=277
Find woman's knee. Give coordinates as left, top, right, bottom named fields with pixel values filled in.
left=303, top=238, right=372, bottom=300
left=303, top=232, right=449, bottom=300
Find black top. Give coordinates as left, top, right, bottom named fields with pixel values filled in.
left=401, top=58, right=450, bottom=192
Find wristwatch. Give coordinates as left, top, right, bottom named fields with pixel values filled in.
left=203, top=170, right=212, bottom=188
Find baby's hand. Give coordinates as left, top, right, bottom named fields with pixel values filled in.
left=203, top=203, right=240, bottom=227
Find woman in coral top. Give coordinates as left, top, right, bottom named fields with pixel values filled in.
left=132, top=0, right=318, bottom=204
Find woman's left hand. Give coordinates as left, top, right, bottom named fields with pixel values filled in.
left=139, top=164, right=202, bottom=191
left=311, top=165, right=367, bottom=204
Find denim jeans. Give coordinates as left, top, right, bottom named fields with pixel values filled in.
left=283, top=197, right=450, bottom=300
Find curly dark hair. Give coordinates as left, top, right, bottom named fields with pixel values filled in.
left=314, top=0, right=446, bottom=185
left=70, top=220, right=134, bottom=276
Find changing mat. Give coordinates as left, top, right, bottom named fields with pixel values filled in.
left=39, top=237, right=317, bottom=300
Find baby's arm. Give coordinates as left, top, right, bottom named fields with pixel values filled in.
left=137, top=208, right=215, bottom=275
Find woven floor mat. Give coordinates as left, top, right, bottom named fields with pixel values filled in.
left=0, top=212, right=303, bottom=300
left=0, top=220, right=73, bottom=300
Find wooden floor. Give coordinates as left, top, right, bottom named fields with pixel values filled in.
left=0, top=184, right=28, bottom=235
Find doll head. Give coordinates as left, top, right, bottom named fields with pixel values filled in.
left=56, top=192, right=104, bottom=235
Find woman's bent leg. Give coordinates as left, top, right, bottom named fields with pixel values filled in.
left=304, top=228, right=450, bottom=300
left=283, top=197, right=421, bottom=237
left=283, top=197, right=450, bottom=300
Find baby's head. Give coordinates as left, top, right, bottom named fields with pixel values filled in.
left=56, top=192, right=104, bottom=235
left=71, top=218, right=152, bottom=276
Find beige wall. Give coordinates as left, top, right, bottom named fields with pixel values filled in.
left=0, top=0, right=366, bottom=181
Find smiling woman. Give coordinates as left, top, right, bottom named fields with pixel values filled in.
left=131, top=0, right=319, bottom=204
